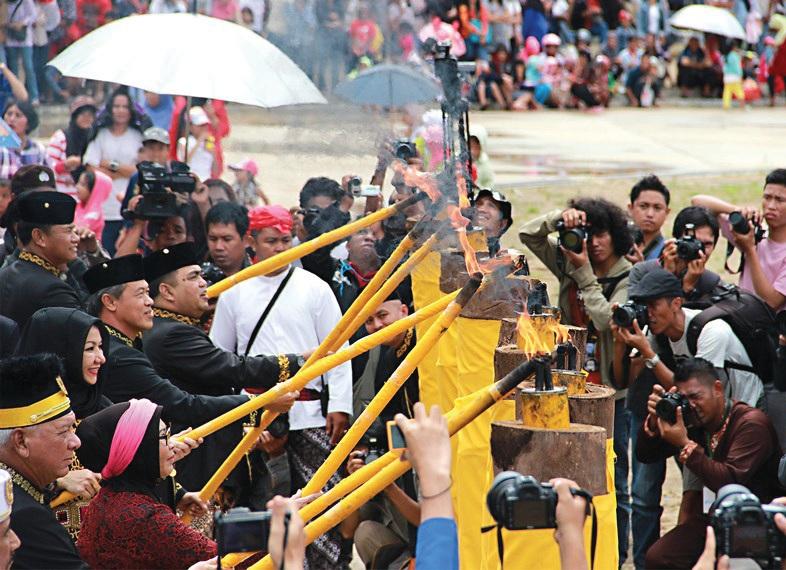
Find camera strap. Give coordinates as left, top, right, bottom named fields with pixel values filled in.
left=243, top=267, right=295, bottom=358
left=480, top=501, right=598, bottom=570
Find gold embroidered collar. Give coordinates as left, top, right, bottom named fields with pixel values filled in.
left=0, top=462, right=43, bottom=504
left=19, top=251, right=62, bottom=278
left=396, top=328, right=414, bottom=358
left=105, top=325, right=138, bottom=348
left=153, top=307, right=201, bottom=327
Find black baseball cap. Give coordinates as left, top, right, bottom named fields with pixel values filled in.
left=629, top=266, right=684, bottom=301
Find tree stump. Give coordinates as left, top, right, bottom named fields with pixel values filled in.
left=568, top=384, right=616, bottom=436
left=494, top=344, right=529, bottom=382
left=490, top=421, right=608, bottom=496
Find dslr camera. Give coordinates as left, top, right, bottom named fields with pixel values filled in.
left=629, top=222, right=645, bottom=248
left=555, top=220, right=589, bottom=254
left=394, top=139, right=417, bottom=162
left=675, top=223, right=705, bottom=262
left=655, top=392, right=698, bottom=428
left=128, top=161, right=196, bottom=220
left=613, top=301, right=648, bottom=329
left=214, top=507, right=274, bottom=554
left=361, top=436, right=387, bottom=466
left=712, top=484, right=786, bottom=566
left=486, top=471, right=591, bottom=531
left=729, top=211, right=766, bottom=243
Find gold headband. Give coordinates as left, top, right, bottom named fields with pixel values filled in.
left=0, top=378, right=71, bottom=429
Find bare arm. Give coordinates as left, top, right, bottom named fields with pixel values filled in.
left=383, top=483, right=420, bottom=527
left=1, top=63, right=27, bottom=102
left=690, top=194, right=738, bottom=216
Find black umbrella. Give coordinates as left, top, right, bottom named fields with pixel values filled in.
left=334, top=64, right=441, bottom=107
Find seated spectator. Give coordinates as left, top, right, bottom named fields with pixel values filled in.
left=692, top=169, right=786, bottom=311
left=536, top=34, right=568, bottom=108
left=678, top=36, right=713, bottom=98
left=569, top=50, right=603, bottom=110
left=636, top=358, right=782, bottom=569
left=617, top=35, right=642, bottom=90
left=626, top=56, right=661, bottom=107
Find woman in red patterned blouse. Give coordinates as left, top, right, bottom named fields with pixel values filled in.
left=75, top=399, right=215, bottom=569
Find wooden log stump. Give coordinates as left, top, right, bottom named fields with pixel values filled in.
left=490, top=421, right=608, bottom=496
left=568, top=384, right=616, bottom=436
left=494, top=344, right=528, bottom=382
left=565, top=326, right=588, bottom=370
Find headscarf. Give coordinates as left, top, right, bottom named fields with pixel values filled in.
left=16, top=307, right=111, bottom=419
left=76, top=400, right=164, bottom=496
left=247, top=205, right=293, bottom=235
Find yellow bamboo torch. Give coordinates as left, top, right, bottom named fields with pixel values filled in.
left=299, top=273, right=483, bottom=497
left=206, top=193, right=429, bottom=298
left=176, top=289, right=459, bottom=443
left=248, top=359, right=539, bottom=570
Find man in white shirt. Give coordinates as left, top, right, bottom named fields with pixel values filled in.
left=210, top=204, right=352, bottom=567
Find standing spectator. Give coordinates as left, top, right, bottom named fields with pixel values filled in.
left=315, top=0, right=347, bottom=93
left=47, top=96, right=97, bottom=200
left=238, top=0, right=268, bottom=35
left=0, top=100, right=49, bottom=180
left=177, top=106, right=216, bottom=183
left=469, top=127, right=495, bottom=189
left=458, top=0, right=490, bottom=61
left=229, top=158, right=268, bottom=207
left=69, top=0, right=110, bottom=42
left=0, top=62, right=29, bottom=112
left=31, top=0, right=60, bottom=104
left=139, top=92, right=173, bottom=130
left=278, top=0, right=317, bottom=76
left=148, top=0, right=187, bottom=12
left=5, top=0, right=39, bottom=106
left=168, top=97, right=230, bottom=178
left=616, top=8, right=636, bottom=50
left=349, top=3, right=383, bottom=65
left=722, top=41, right=746, bottom=109
left=83, top=87, right=146, bottom=255
left=210, top=0, right=237, bottom=21
left=522, top=0, right=548, bottom=44
left=488, top=0, right=521, bottom=52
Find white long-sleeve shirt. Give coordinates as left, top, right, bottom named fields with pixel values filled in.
left=210, top=266, right=352, bottom=431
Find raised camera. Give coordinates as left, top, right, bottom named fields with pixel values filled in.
left=613, top=301, right=648, bottom=329
left=629, top=223, right=645, bottom=247
left=555, top=220, right=589, bottom=254
left=129, top=161, right=196, bottom=220
left=214, top=507, right=273, bottom=554
left=655, top=392, right=698, bottom=428
left=675, top=223, right=705, bottom=262
left=729, top=211, right=766, bottom=243
left=486, top=472, right=591, bottom=531
left=712, top=484, right=786, bottom=564
left=394, top=139, right=417, bottom=162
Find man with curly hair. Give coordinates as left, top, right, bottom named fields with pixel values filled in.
left=519, top=197, right=633, bottom=562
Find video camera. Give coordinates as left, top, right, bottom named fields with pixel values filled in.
left=486, top=472, right=592, bottom=531
left=712, top=484, right=786, bottom=566
left=612, top=301, right=648, bottom=329
left=214, top=507, right=274, bottom=554
left=675, top=223, right=705, bottom=262
left=126, top=161, right=196, bottom=220
left=555, top=220, right=590, bottom=254
left=394, top=139, right=417, bottom=162
left=729, top=211, right=766, bottom=244
left=655, top=391, right=699, bottom=428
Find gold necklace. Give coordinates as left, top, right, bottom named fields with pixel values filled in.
left=153, top=308, right=200, bottom=327
left=0, top=462, right=43, bottom=504
left=105, top=325, right=135, bottom=348
left=19, top=251, right=61, bottom=278
left=396, top=328, right=414, bottom=358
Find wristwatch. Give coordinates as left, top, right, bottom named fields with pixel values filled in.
left=108, top=160, right=119, bottom=173
left=644, top=354, right=661, bottom=369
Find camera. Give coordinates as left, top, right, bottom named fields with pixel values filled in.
left=629, top=223, right=644, bottom=247
left=675, top=223, right=705, bottom=261
left=347, top=176, right=361, bottom=195
left=712, top=484, right=786, bottom=565
left=555, top=220, right=589, bottom=254
left=655, top=392, right=698, bottom=428
left=394, top=139, right=417, bottom=162
left=729, top=211, right=766, bottom=243
left=302, top=203, right=350, bottom=239
left=612, top=301, right=648, bottom=329
left=200, top=261, right=225, bottom=287
left=214, top=507, right=274, bottom=554
left=362, top=436, right=386, bottom=465
left=486, top=472, right=591, bottom=531
left=127, top=161, right=196, bottom=220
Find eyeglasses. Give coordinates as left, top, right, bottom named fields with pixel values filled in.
left=158, top=427, right=171, bottom=442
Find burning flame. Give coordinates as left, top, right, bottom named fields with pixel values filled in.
left=448, top=204, right=481, bottom=275
left=456, top=168, right=471, bottom=209
left=393, top=162, right=441, bottom=203
left=516, top=313, right=572, bottom=359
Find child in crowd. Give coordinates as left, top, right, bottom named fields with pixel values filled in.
left=723, top=41, right=746, bottom=109
left=229, top=158, right=269, bottom=207
left=176, top=106, right=215, bottom=182
left=74, top=169, right=112, bottom=236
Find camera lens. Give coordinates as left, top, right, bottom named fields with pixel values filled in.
left=729, top=211, right=751, bottom=235
left=613, top=305, right=636, bottom=328
left=486, top=471, right=522, bottom=524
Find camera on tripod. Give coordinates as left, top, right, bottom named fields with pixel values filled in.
left=675, top=223, right=705, bottom=261
left=712, top=484, right=786, bottom=566
left=486, top=472, right=591, bottom=531
left=555, top=220, right=589, bottom=254
left=655, top=392, right=698, bottom=427
left=126, top=161, right=196, bottom=220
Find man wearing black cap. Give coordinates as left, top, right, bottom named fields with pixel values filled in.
left=83, top=254, right=298, bottom=471
left=473, top=189, right=513, bottom=256
left=141, top=242, right=305, bottom=492
left=0, top=190, right=82, bottom=327
left=0, top=354, right=87, bottom=569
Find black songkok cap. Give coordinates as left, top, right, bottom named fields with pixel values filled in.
left=0, top=353, right=72, bottom=429
left=83, top=254, right=146, bottom=295
left=143, top=242, right=199, bottom=284
left=16, top=190, right=76, bottom=225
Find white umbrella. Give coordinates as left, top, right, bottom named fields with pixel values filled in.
left=48, top=13, right=326, bottom=108
left=670, top=5, right=746, bottom=40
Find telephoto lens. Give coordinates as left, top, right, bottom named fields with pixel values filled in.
left=728, top=211, right=752, bottom=235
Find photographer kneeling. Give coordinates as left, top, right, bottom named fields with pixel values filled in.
left=636, top=358, right=782, bottom=569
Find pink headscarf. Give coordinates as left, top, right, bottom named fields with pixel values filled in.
left=101, top=399, right=159, bottom=480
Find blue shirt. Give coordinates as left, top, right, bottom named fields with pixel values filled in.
left=416, top=518, right=458, bottom=570
left=644, top=233, right=665, bottom=261
left=141, top=95, right=174, bottom=130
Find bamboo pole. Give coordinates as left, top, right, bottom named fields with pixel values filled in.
left=176, top=290, right=459, bottom=443
left=249, top=359, right=539, bottom=570
left=206, top=193, right=428, bottom=298
left=299, top=274, right=483, bottom=496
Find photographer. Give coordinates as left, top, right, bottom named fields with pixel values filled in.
left=626, top=175, right=671, bottom=263
left=612, top=266, right=764, bottom=407
left=691, top=169, right=786, bottom=311
left=519, top=197, right=632, bottom=560
left=297, top=176, right=351, bottom=284
left=635, top=358, right=782, bottom=569
left=629, top=206, right=725, bottom=309
left=204, top=201, right=252, bottom=281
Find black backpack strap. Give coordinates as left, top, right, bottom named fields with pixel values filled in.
left=243, top=267, right=295, bottom=357
left=596, top=271, right=630, bottom=301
